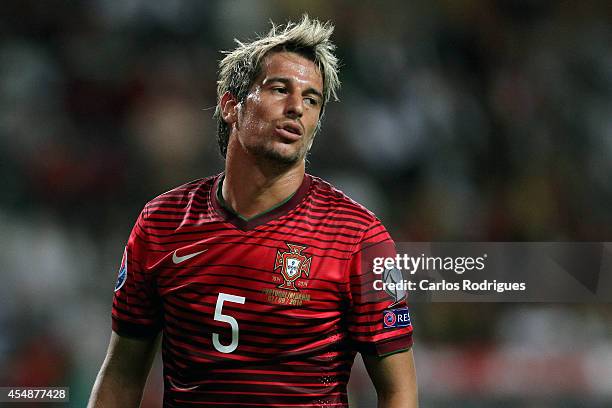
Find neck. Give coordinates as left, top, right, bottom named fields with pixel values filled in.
left=222, top=145, right=305, bottom=219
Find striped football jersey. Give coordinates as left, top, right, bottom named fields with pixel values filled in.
left=112, top=173, right=413, bottom=407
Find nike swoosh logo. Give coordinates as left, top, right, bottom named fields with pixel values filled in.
left=172, top=249, right=208, bottom=264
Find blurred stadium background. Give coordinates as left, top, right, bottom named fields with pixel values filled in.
left=1, top=0, right=611, bottom=406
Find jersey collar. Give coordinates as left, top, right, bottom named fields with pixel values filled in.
left=211, top=172, right=311, bottom=231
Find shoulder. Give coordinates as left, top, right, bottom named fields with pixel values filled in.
left=305, top=174, right=394, bottom=248
left=306, top=174, right=382, bottom=228
left=142, top=174, right=219, bottom=217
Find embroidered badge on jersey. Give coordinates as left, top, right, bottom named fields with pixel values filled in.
left=114, top=246, right=128, bottom=292
left=382, top=267, right=407, bottom=307
left=274, top=243, right=312, bottom=291
left=383, top=307, right=411, bottom=329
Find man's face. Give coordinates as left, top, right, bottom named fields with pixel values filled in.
left=232, top=51, right=324, bottom=165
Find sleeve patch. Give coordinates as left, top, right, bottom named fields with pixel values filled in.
left=383, top=307, right=411, bottom=329
left=114, top=246, right=128, bottom=292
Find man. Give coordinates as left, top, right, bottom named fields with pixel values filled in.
left=89, top=15, right=417, bottom=407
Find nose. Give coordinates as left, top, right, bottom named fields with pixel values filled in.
left=284, top=92, right=303, bottom=119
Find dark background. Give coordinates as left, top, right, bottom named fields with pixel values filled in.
left=1, top=1, right=611, bottom=406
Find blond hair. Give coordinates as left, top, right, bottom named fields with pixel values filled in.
left=214, top=14, right=340, bottom=157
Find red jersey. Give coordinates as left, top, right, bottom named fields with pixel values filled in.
left=112, top=173, right=413, bottom=407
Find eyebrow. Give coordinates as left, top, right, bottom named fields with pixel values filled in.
left=263, top=77, right=324, bottom=100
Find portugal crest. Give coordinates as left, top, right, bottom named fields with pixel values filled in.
left=274, top=243, right=312, bottom=291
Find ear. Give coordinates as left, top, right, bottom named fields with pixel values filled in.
left=220, top=92, right=240, bottom=125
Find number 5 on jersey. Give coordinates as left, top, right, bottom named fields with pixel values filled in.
left=212, top=293, right=246, bottom=353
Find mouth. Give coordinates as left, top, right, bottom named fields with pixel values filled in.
left=274, top=122, right=303, bottom=143
left=279, top=122, right=303, bottom=137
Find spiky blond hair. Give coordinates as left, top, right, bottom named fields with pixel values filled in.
left=214, top=14, right=340, bottom=158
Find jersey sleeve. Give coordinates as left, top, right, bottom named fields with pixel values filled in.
left=347, top=219, right=413, bottom=356
left=111, top=207, right=162, bottom=338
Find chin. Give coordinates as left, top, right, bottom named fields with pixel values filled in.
left=262, top=149, right=302, bottom=165
left=251, top=143, right=306, bottom=166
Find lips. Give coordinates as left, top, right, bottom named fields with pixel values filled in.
left=279, top=122, right=303, bottom=136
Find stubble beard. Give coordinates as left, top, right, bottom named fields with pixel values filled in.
left=249, top=138, right=310, bottom=168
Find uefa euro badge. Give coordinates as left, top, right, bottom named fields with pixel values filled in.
left=114, top=246, right=128, bottom=292
left=383, top=267, right=407, bottom=306
left=274, top=243, right=312, bottom=291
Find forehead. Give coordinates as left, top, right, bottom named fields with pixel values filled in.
left=256, top=51, right=323, bottom=90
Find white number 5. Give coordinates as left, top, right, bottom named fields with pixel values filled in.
left=212, top=293, right=246, bottom=353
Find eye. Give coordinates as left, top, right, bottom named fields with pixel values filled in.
left=304, top=97, right=319, bottom=106
left=272, top=86, right=287, bottom=94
